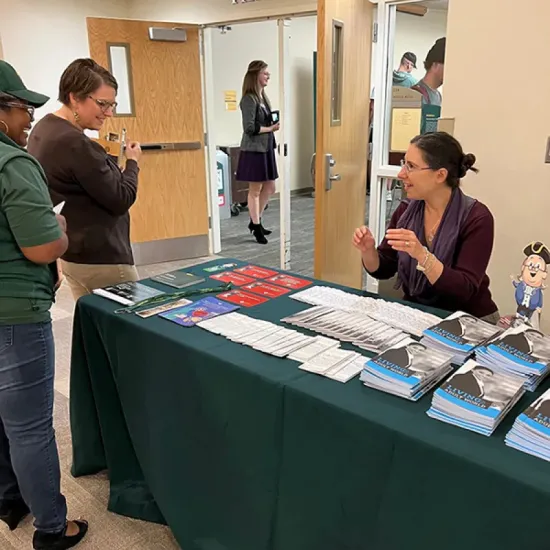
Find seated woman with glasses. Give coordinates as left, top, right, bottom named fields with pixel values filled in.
left=0, top=61, right=88, bottom=548
left=28, top=59, right=142, bottom=300
left=353, top=132, right=499, bottom=322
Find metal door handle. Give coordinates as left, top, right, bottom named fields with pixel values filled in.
left=329, top=174, right=341, bottom=181
left=310, top=153, right=316, bottom=183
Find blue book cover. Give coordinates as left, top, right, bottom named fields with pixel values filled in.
left=487, top=325, right=550, bottom=372
left=424, top=312, right=501, bottom=352
left=435, top=360, right=524, bottom=420
left=366, top=337, right=451, bottom=387
left=159, top=297, right=239, bottom=327
left=517, top=389, right=550, bottom=437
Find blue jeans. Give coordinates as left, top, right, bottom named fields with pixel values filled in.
left=0, top=322, right=67, bottom=533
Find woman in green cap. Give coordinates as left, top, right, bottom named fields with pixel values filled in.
left=0, top=61, right=88, bottom=549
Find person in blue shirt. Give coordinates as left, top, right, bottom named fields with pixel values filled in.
left=392, top=52, right=418, bottom=88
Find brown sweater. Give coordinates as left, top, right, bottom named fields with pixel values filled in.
left=27, top=114, right=139, bottom=265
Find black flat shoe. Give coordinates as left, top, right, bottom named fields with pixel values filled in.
left=33, top=519, right=89, bottom=550
left=0, top=498, right=30, bottom=530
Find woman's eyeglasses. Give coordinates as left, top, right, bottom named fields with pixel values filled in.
left=88, top=96, right=118, bottom=112
left=400, top=159, right=432, bottom=174
left=0, top=102, right=35, bottom=119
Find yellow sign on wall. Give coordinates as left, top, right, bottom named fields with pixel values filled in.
left=224, top=90, right=238, bottom=112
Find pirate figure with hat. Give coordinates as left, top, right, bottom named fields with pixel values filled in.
left=512, top=241, right=550, bottom=323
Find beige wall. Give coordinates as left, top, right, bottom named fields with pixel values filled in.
left=443, top=0, right=550, bottom=327
left=130, top=0, right=316, bottom=24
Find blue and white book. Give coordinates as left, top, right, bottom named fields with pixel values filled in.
left=427, top=359, right=525, bottom=436
left=422, top=312, right=502, bottom=364
left=506, top=388, right=550, bottom=462
left=476, top=325, right=550, bottom=391
left=360, top=337, right=453, bottom=401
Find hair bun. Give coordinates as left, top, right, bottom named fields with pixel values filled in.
left=459, top=153, right=477, bottom=178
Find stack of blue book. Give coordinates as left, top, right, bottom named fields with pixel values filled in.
left=506, top=389, right=550, bottom=461
left=422, top=312, right=502, bottom=364
left=360, top=338, right=453, bottom=401
left=427, top=359, right=525, bottom=436
left=476, top=325, right=550, bottom=391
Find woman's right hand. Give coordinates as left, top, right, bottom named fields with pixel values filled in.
left=125, top=141, right=142, bottom=163
left=352, top=226, right=376, bottom=253
left=271, top=123, right=280, bottom=132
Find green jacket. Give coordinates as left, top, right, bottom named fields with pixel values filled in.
left=0, top=132, right=62, bottom=325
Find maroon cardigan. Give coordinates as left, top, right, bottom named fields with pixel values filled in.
left=369, top=201, right=498, bottom=318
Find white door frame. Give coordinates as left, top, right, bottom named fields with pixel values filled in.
left=200, top=28, right=222, bottom=254
left=278, top=18, right=292, bottom=269
left=367, top=0, right=430, bottom=292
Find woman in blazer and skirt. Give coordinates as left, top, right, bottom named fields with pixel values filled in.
left=236, top=60, right=280, bottom=245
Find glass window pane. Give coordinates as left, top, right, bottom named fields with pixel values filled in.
left=331, top=20, right=344, bottom=126
left=108, top=44, right=135, bottom=116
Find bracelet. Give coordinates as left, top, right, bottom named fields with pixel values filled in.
left=424, top=253, right=438, bottom=275
left=416, top=247, right=430, bottom=272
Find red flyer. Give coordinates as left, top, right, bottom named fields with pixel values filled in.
left=242, top=282, right=291, bottom=298
left=218, top=290, right=269, bottom=307
left=210, top=272, right=255, bottom=286
left=234, top=265, right=279, bottom=279
left=266, top=274, right=312, bottom=290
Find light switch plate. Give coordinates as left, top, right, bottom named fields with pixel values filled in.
left=546, top=137, right=550, bottom=164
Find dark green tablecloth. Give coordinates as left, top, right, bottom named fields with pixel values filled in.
left=70, top=259, right=550, bottom=550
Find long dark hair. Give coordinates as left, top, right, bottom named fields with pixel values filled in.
left=241, top=60, right=271, bottom=108
left=411, top=132, right=478, bottom=189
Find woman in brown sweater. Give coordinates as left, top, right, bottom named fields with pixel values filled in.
left=28, top=58, right=142, bottom=300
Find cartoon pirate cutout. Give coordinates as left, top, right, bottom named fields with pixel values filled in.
left=512, top=241, right=550, bottom=322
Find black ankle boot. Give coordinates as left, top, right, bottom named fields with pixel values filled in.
left=259, top=220, right=272, bottom=236
left=33, top=519, right=88, bottom=549
left=249, top=223, right=268, bottom=244
left=248, top=220, right=272, bottom=236
left=0, top=498, right=30, bottom=530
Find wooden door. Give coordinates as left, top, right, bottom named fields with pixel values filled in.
left=87, top=18, right=210, bottom=265
left=314, top=0, right=373, bottom=288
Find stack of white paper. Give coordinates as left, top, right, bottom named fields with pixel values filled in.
left=360, top=338, right=454, bottom=401
left=299, top=348, right=365, bottom=383
left=427, top=359, right=525, bottom=436
left=282, top=306, right=407, bottom=354
left=290, top=286, right=441, bottom=337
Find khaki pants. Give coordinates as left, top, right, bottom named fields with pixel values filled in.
left=61, top=261, right=139, bottom=301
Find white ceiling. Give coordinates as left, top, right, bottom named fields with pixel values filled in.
left=420, top=0, right=449, bottom=10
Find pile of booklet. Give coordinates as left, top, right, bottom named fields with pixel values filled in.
left=198, top=312, right=364, bottom=382
left=360, top=338, right=454, bottom=401
left=290, top=286, right=441, bottom=337
left=476, top=325, right=550, bottom=391
left=427, top=359, right=525, bottom=436
left=422, top=312, right=502, bottom=364
left=282, top=305, right=407, bottom=354
left=506, top=388, right=550, bottom=461
left=93, top=281, right=164, bottom=306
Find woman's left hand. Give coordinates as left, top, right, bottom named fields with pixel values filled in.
left=386, top=228, right=423, bottom=261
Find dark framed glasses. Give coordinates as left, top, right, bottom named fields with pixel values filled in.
left=0, top=102, right=35, bottom=119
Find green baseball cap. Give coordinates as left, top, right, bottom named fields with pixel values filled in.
left=0, top=60, right=49, bottom=107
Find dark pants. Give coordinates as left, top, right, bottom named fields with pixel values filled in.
left=0, top=322, right=67, bottom=533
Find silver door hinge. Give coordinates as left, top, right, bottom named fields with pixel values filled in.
left=372, top=22, right=378, bottom=43
left=208, top=216, right=212, bottom=229
left=204, top=132, right=208, bottom=147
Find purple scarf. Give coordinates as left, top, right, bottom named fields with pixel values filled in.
left=396, top=188, right=476, bottom=302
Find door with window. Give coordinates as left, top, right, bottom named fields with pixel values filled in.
left=314, top=0, right=373, bottom=288
left=87, top=18, right=210, bottom=265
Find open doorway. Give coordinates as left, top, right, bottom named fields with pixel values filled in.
left=209, top=16, right=317, bottom=276
left=368, top=0, right=449, bottom=296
